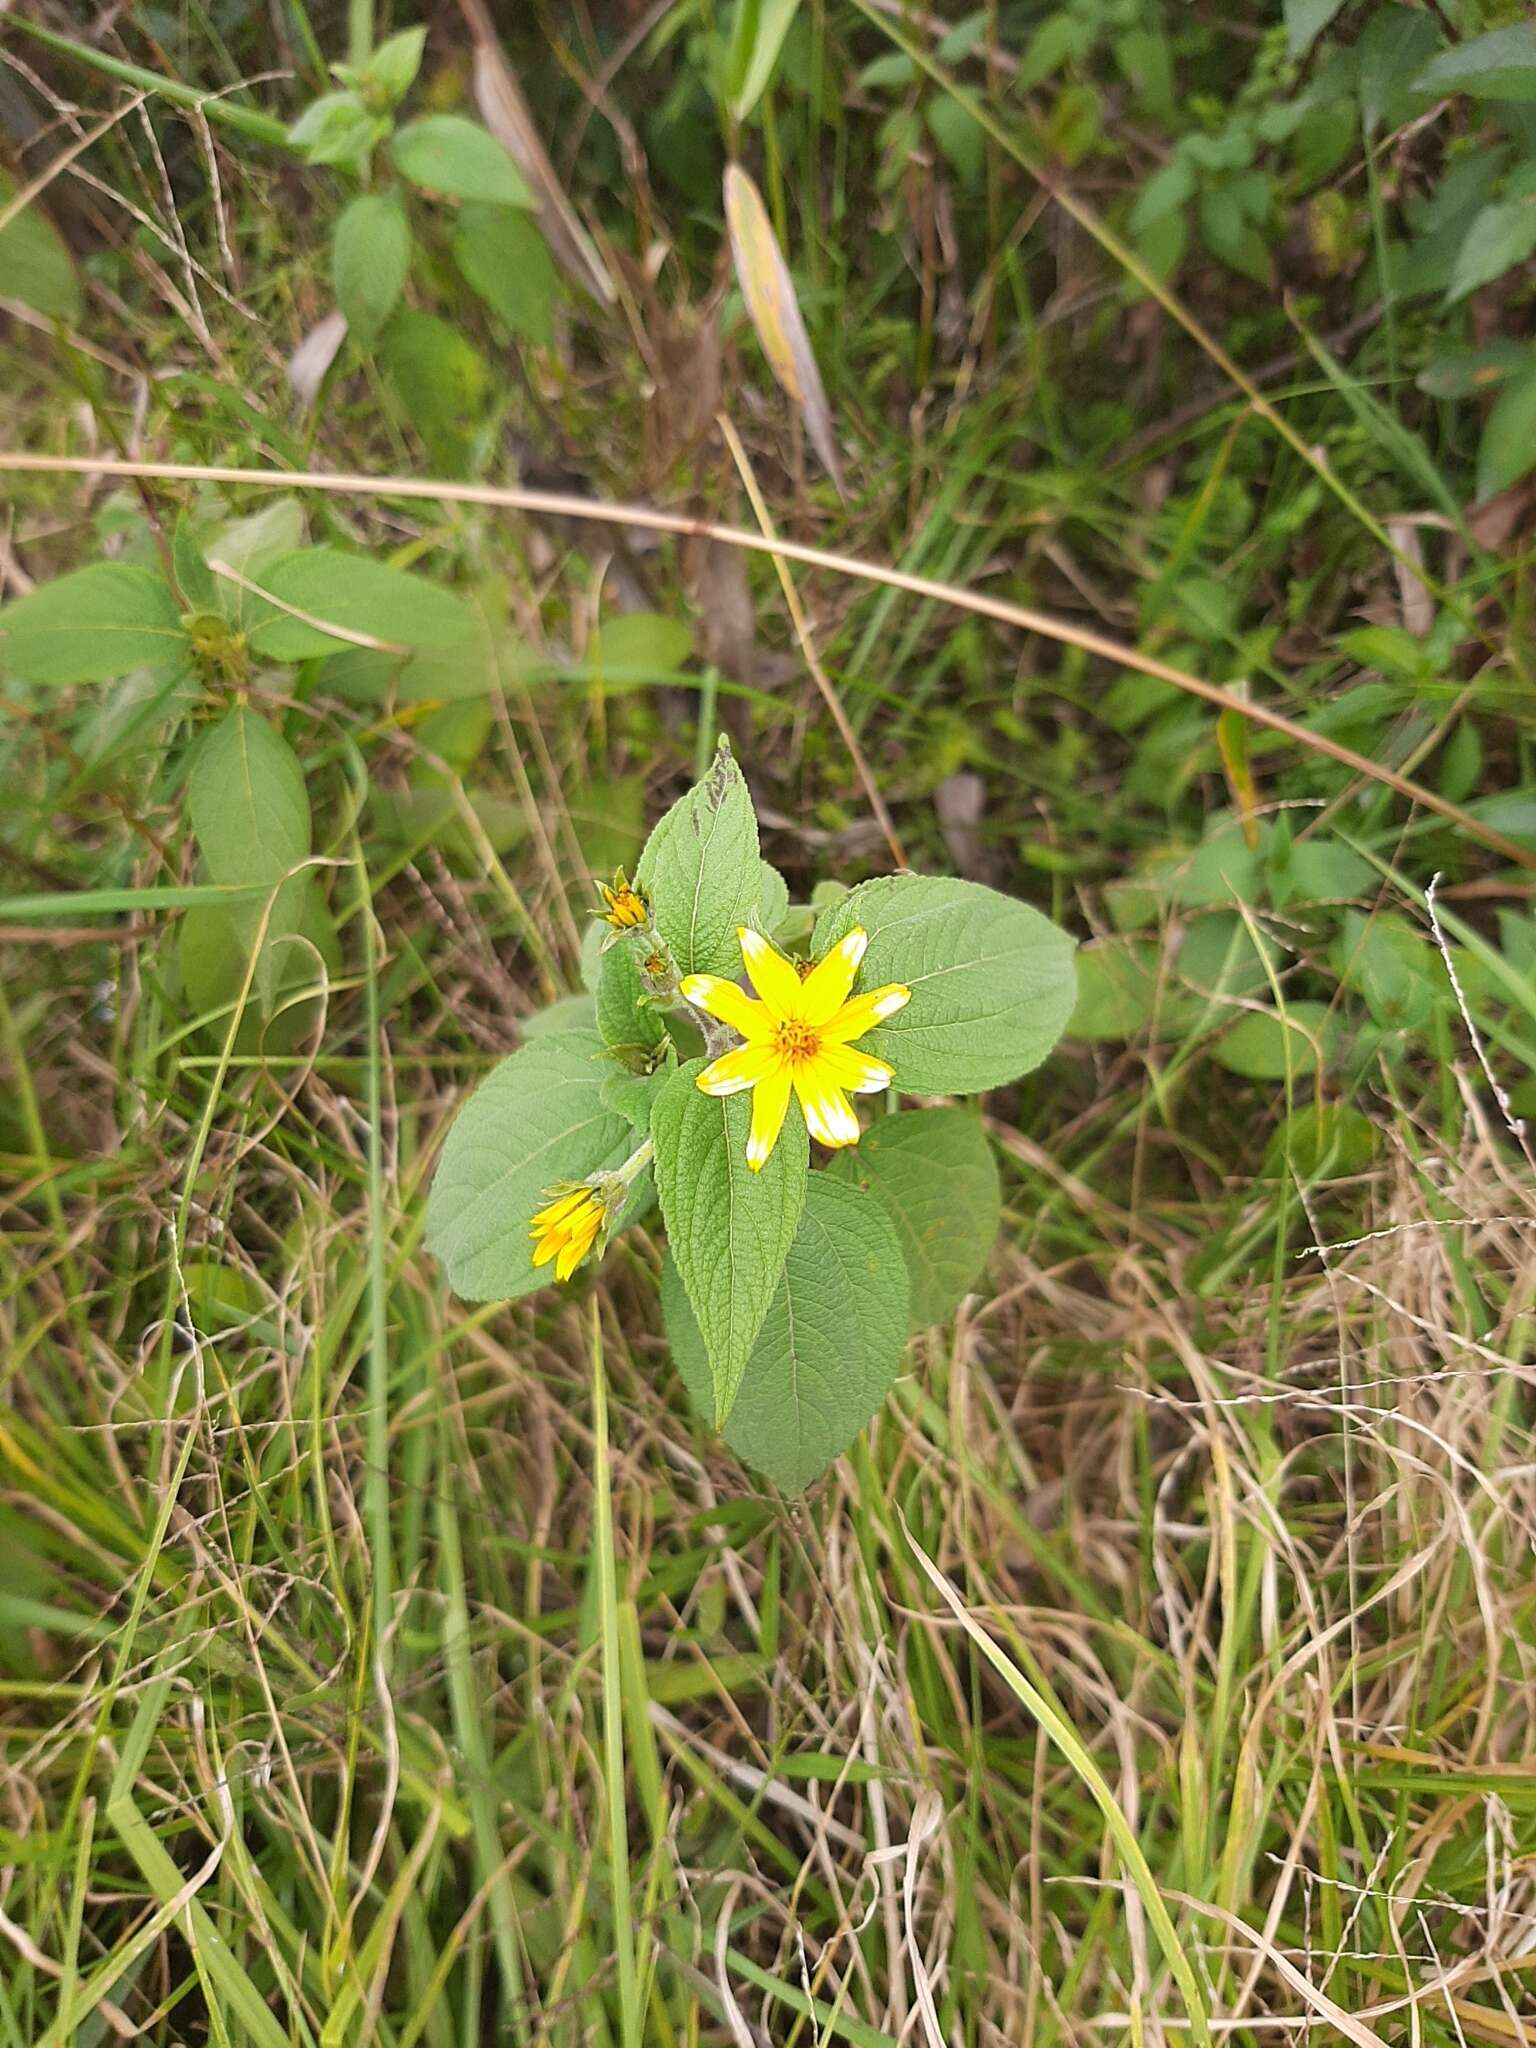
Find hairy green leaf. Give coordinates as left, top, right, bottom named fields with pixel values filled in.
left=333, top=193, right=412, bottom=345
left=0, top=564, right=185, bottom=685
left=427, top=1032, right=632, bottom=1300
left=0, top=175, right=81, bottom=322
left=651, top=1057, right=807, bottom=1423
left=812, top=874, right=1077, bottom=1096
left=452, top=203, right=555, bottom=346
left=392, top=116, right=532, bottom=205
left=246, top=548, right=478, bottom=660
left=636, top=740, right=762, bottom=979
left=828, top=1108, right=1000, bottom=1328
left=663, top=1174, right=909, bottom=1492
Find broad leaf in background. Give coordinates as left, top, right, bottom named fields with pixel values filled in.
left=1213, top=1001, right=1339, bottom=1080
left=380, top=311, right=492, bottom=475
left=651, top=1057, right=807, bottom=1422
left=723, top=163, right=844, bottom=493
left=1283, top=0, right=1347, bottom=62
left=392, top=115, right=532, bottom=205
left=427, top=1032, right=632, bottom=1299
left=245, top=548, right=478, bottom=660
left=663, top=1174, right=909, bottom=1492
left=452, top=203, right=556, bottom=346
left=0, top=175, right=82, bottom=322
left=186, top=706, right=313, bottom=1011
left=333, top=194, right=412, bottom=345
left=1477, top=359, right=1536, bottom=503
left=727, top=0, right=801, bottom=122
left=1413, top=24, right=1536, bottom=103
left=636, top=740, right=762, bottom=979
left=812, top=874, right=1077, bottom=1096
left=828, top=1108, right=1000, bottom=1328
left=0, top=564, right=186, bottom=685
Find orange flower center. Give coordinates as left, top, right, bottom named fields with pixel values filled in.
left=773, top=1018, right=821, bottom=1065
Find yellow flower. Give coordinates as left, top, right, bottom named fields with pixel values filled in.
left=529, top=1185, right=605, bottom=1281
left=681, top=927, right=910, bottom=1171
left=596, top=869, right=649, bottom=931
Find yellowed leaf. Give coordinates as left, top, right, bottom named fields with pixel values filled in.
left=723, top=163, right=843, bottom=495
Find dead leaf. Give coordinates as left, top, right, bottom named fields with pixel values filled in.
left=723, top=163, right=844, bottom=496
left=1385, top=517, right=1433, bottom=637
left=934, top=771, right=992, bottom=880
left=1468, top=481, right=1534, bottom=554
left=288, top=310, right=347, bottom=409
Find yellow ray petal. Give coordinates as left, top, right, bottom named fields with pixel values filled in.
left=799, top=927, right=868, bottom=1026
left=746, top=1062, right=793, bottom=1170
left=794, top=1069, right=860, bottom=1148
left=698, top=1041, right=780, bottom=1096
left=737, top=926, right=804, bottom=1017
left=816, top=1042, right=894, bottom=1096
left=680, top=973, right=769, bottom=1041
left=820, top=983, right=911, bottom=1045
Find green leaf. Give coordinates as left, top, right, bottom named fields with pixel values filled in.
left=1261, top=1102, right=1376, bottom=1179
left=188, top=706, right=310, bottom=886
left=601, top=1070, right=660, bottom=1130
left=727, top=0, right=801, bottom=122
left=0, top=563, right=185, bottom=685
left=1283, top=0, right=1346, bottom=62
left=186, top=708, right=313, bottom=1012
left=828, top=1108, right=1000, bottom=1328
left=1358, top=6, right=1443, bottom=134
left=452, top=203, right=555, bottom=346
left=171, top=515, right=217, bottom=612
left=1414, top=25, right=1536, bottom=103
left=1446, top=199, right=1536, bottom=304
left=364, top=25, right=427, bottom=103
left=391, top=115, right=532, bottom=205
left=1212, top=1001, right=1339, bottom=1080
left=811, top=874, right=1077, bottom=1096
left=597, top=939, right=668, bottom=1053
left=245, top=547, right=478, bottom=661
left=380, top=310, right=491, bottom=474
left=333, top=194, right=412, bottom=346
left=523, top=993, right=598, bottom=1040
left=1068, top=938, right=1199, bottom=1040
left=662, top=1174, right=909, bottom=1492
left=636, top=740, right=763, bottom=980
left=584, top=612, right=695, bottom=682
left=754, top=861, right=790, bottom=936
left=288, top=90, right=389, bottom=170
left=1477, top=360, right=1536, bottom=502
left=0, top=175, right=81, bottom=322
left=426, top=1032, right=632, bottom=1300
left=650, top=1056, right=808, bottom=1423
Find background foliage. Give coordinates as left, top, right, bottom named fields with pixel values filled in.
left=3, top=1, right=1536, bottom=2043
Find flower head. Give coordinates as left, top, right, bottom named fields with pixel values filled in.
left=681, top=927, right=910, bottom=1171
left=596, top=869, right=649, bottom=932
left=529, top=1184, right=605, bottom=1282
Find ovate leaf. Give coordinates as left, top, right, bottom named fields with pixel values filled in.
left=1283, top=0, right=1346, bottom=62
left=0, top=564, right=184, bottom=684
left=828, top=1108, right=1000, bottom=1328
left=1213, top=1001, right=1339, bottom=1080
left=0, top=176, right=82, bottom=322
left=392, top=115, right=532, bottom=205
left=426, top=1031, right=632, bottom=1299
left=1446, top=199, right=1536, bottom=304
left=727, top=0, right=802, bottom=122
left=597, top=938, right=668, bottom=1053
left=663, top=1174, right=910, bottom=1493
left=812, top=874, right=1077, bottom=1096
left=650, top=1057, right=808, bottom=1423
left=1414, top=25, right=1536, bottom=103
left=186, top=708, right=313, bottom=1012
left=246, top=548, right=478, bottom=660
left=452, top=202, right=556, bottom=345
left=333, top=193, right=412, bottom=345
left=1477, top=359, right=1536, bottom=502
left=636, top=739, right=762, bottom=979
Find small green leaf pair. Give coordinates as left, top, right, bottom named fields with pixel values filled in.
left=426, top=741, right=1076, bottom=1493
